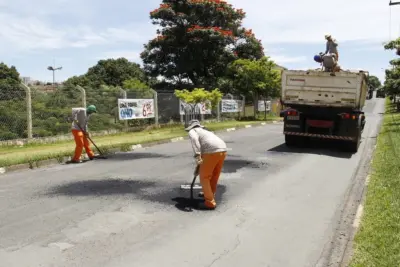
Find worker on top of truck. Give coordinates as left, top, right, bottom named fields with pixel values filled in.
left=325, top=34, right=339, bottom=61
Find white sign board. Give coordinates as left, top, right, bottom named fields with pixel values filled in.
left=179, top=100, right=211, bottom=115
left=221, top=99, right=242, bottom=113
left=118, top=99, right=155, bottom=120
left=258, top=100, right=271, bottom=112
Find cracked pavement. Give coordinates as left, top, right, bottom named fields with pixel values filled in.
left=0, top=98, right=385, bottom=267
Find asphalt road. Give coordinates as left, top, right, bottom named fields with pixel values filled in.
left=0, top=98, right=385, bottom=267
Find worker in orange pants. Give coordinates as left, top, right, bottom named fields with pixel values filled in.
left=185, top=119, right=227, bottom=210
left=70, top=105, right=97, bottom=163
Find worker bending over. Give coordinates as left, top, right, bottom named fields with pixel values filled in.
left=325, top=34, right=339, bottom=61
left=70, top=105, right=97, bottom=163
left=185, top=119, right=227, bottom=210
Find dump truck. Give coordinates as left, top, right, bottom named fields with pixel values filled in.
left=280, top=69, right=369, bottom=153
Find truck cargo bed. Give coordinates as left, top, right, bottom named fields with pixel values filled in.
left=281, top=70, right=368, bottom=109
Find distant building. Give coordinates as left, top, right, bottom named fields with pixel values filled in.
left=21, top=76, right=32, bottom=85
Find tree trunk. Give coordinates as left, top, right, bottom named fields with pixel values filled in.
left=188, top=72, right=198, bottom=87
left=253, top=92, right=258, bottom=120
left=264, top=99, right=267, bottom=120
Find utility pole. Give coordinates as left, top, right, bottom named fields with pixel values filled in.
left=47, top=59, right=62, bottom=89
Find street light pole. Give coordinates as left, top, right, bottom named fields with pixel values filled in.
left=389, top=0, right=400, bottom=5
left=47, top=64, right=62, bottom=89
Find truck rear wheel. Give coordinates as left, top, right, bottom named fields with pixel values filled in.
left=345, top=130, right=361, bottom=153
left=285, top=135, right=306, bottom=147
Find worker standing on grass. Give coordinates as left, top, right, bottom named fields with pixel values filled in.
left=325, top=34, right=339, bottom=61
left=69, top=105, right=97, bottom=164
left=185, top=119, right=227, bottom=210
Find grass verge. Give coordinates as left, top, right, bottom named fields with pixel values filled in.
left=0, top=119, right=277, bottom=168
left=349, top=99, right=400, bottom=266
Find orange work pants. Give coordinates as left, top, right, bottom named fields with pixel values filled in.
left=72, top=129, right=95, bottom=161
left=199, top=151, right=227, bottom=208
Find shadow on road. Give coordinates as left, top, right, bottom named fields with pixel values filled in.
left=171, top=184, right=227, bottom=212
left=222, top=158, right=269, bottom=173
left=105, top=152, right=170, bottom=161
left=44, top=178, right=227, bottom=212
left=268, top=140, right=353, bottom=159
left=46, top=179, right=156, bottom=196
left=222, top=159, right=253, bottom=173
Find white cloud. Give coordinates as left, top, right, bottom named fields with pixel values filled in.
left=269, top=55, right=307, bottom=64
left=352, top=45, right=385, bottom=52
left=0, top=13, right=155, bottom=53
left=229, top=0, right=400, bottom=44
left=99, top=50, right=142, bottom=63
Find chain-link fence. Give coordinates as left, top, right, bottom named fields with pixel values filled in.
left=30, top=84, right=82, bottom=138
left=219, top=94, right=245, bottom=121
left=157, top=91, right=181, bottom=124
left=0, top=84, right=27, bottom=141
left=0, top=84, right=279, bottom=144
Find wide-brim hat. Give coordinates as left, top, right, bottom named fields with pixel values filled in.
left=184, top=119, right=204, bottom=131
left=325, top=34, right=332, bottom=39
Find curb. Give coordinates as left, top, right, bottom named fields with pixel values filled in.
left=0, top=121, right=277, bottom=175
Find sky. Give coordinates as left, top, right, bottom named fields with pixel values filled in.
left=1, top=0, right=400, bottom=84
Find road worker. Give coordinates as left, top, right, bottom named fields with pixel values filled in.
left=69, top=105, right=97, bottom=163
left=325, top=34, right=339, bottom=61
left=185, top=119, right=227, bottom=210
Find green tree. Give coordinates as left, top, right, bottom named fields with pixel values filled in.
left=0, top=62, right=23, bottom=101
left=65, top=58, right=147, bottom=88
left=64, top=74, right=91, bottom=87
left=175, top=87, right=223, bottom=115
left=367, top=75, right=381, bottom=90
left=368, top=75, right=382, bottom=90
left=383, top=38, right=400, bottom=102
left=227, top=57, right=281, bottom=118
left=383, top=65, right=400, bottom=99
left=384, top=37, right=400, bottom=56
left=141, top=0, right=264, bottom=89
left=86, top=58, right=146, bottom=87
left=122, top=78, right=154, bottom=99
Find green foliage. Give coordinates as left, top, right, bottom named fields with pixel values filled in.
left=65, top=58, right=146, bottom=88
left=0, top=63, right=27, bottom=139
left=123, top=78, right=151, bottom=90
left=383, top=38, right=400, bottom=98
left=384, top=37, right=400, bottom=53
left=86, top=58, right=146, bottom=87
left=349, top=101, right=400, bottom=267
left=0, top=62, right=24, bottom=101
left=227, top=56, right=281, bottom=99
left=141, top=0, right=264, bottom=89
left=367, top=75, right=381, bottom=90
left=174, top=88, right=222, bottom=110
left=64, top=75, right=91, bottom=87
left=123, top=78, right=153, bottom=98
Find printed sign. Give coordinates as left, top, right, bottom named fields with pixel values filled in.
left=179, top=100, right=211, bottom=115
left=257, top=100, right=271, bottom=112
left=221, top=99, right=242, bottom=113
left=118, top=99, right=155, bottom=120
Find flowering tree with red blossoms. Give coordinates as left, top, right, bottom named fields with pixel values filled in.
left=140, top=0, right=264, bottom=89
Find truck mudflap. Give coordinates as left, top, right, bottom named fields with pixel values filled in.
left=283, top=131, right=356, bottom=141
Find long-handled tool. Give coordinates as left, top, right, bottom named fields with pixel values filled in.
left=75, top=122, right=107, bottom=159
left=180, top=165, right=201, bottom=191
left=190, top=165, right=200, bottom=201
